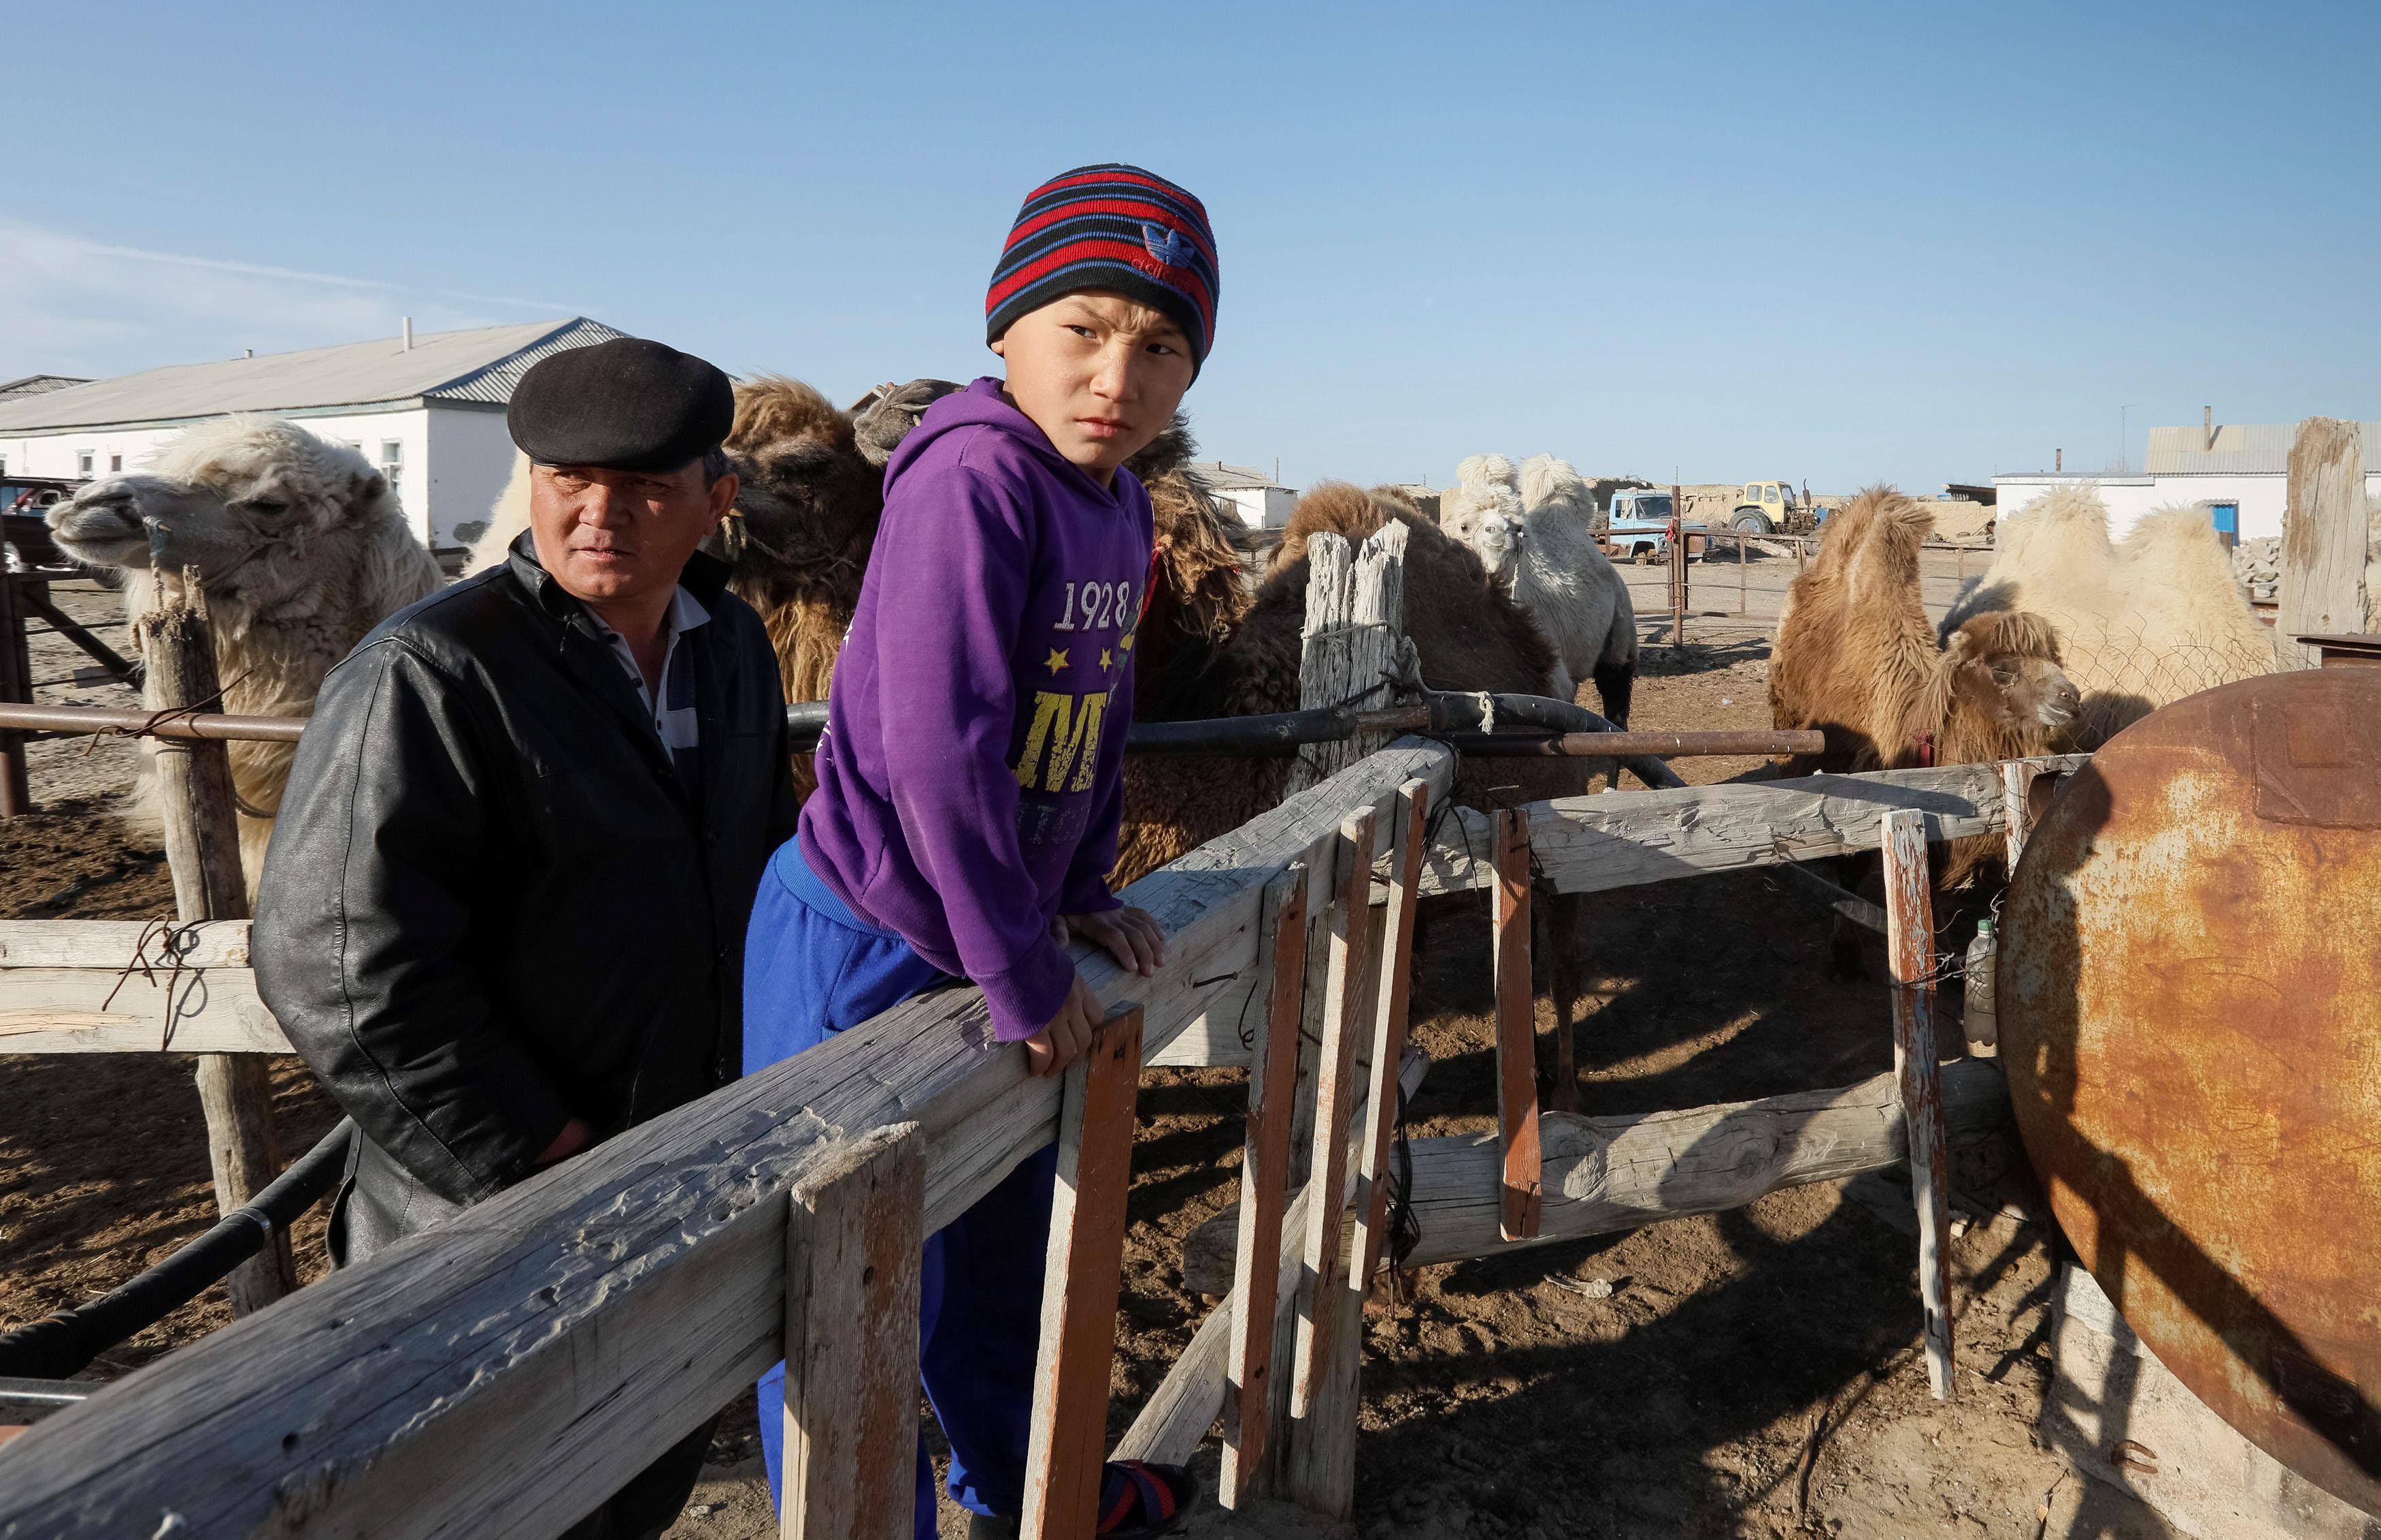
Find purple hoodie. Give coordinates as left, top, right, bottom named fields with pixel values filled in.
left=797, top=378, right=1153, bottom=1041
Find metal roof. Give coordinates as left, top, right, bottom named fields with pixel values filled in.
left=0, top=318, right=625, bottom=433
left=1187, top=461, right=1286, bottom=492
left=0, top=375, right=91, bottom=402
left=2144, top=421, right=2381, bottom=476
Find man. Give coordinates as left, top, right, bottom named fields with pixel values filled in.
left=254, top=336, right=797, bottom=1539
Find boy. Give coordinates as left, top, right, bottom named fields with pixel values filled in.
left=746, top=165, right=1218, bottom=1538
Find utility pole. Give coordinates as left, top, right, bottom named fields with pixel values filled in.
left=2119, top=405, right=2135, bottom=473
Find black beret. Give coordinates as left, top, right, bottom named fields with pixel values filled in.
left=507, top=337, right=735, bottom=473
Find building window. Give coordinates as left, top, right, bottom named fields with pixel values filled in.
left=109, top=452, right=122, bottom=473
left=77, top=450, right=93, bottom=476
left=381, top=440, right=403, bottom=499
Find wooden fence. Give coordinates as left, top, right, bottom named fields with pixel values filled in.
left=0, top=741, right=2074, bottom=1535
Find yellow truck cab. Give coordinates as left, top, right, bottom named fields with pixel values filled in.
left=1729, top=481, right=1798, bottom=534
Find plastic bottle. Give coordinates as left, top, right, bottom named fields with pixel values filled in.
left=1963, top=918, right=1998, bottom=1058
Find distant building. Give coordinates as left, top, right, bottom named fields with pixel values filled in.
left=0, top=375, right=91, bottom=404
left=0, top=318, right=624, bottom=550
left=1188, top=461, right=1298, bottom=530
left=1993, top=421, right=2381, bottom=544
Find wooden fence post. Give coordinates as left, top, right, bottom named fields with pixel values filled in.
left=1284, top=811, right=1380, bottom=1514
left=1493, top=808, right=1542, bottom=1242
left=1220, top=869, right=1310, bottom=1508
left=1022, top=1003, right=1146, bottom=1540
left=780, top=1122, right=924, bottom=1540
left=1880, top=809, right=1954, bottom=1401
left=1288, top=522, right=1410, bottom=796
left=2000, top=760, right=2038, bottom=873
left=1286, top=780, right=1431, bottom=1518
left=2278, top=417, right=2369, bottom=669
left=137, top=572, right=291, bottom=1313
left=1352, top=780, right=1429, bottom=1285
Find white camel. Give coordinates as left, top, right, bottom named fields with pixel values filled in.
left=1944, top=483, right=2278, bottom=748
left=1442, top=452, right=1637, bottom=724
left=46, top=416, right=443, bottom=888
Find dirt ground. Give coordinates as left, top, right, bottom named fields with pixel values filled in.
left=0, top=578, right=2174, bottom=1538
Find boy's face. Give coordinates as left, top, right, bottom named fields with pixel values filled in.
left=992, top=290, right=1197, bottom=486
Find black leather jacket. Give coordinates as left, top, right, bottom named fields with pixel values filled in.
left=254, top=537, right=798, bottom=1239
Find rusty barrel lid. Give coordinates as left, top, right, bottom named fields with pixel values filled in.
left=2001, top=667, right=2381, bottom=1515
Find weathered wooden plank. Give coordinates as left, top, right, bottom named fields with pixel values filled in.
left=1284, top=811, right=1380, bottom=1513
left=139, top=581, right=290, bottom=1312
left=1022, top=1005, right=1146, bottom=1540
left=1220, top=871, right=1309, bottom=1509
left=1148, top=747, right=1452, bottom=1071
left=0, top=919, right=253, bottom=969
left=0, top=966, right=292, bottom=1054
left=2001, top=760, right=2040, bottom=873
left=1288, top=522, right=1409, bottom=795
left=0, top=741, right=1453, bottom=1540
left=1882, top=808, right=1954, bottom=1401
left=1115, top=1182, right=1314, bottom=1472
left=1399, top=1058, right=2010, bottom=1269
left=1418, top=756, right=2091, bottom=899
left=1493, top=809, right=1542, bottom=1243
left=1353, top=782, right=1429, bottom=1285
left=1297, top=780, right=1431, bottom=1520
left=782, top=1124, right=923, bottom=1540
left=2278, top=417, right=2369, bottom=669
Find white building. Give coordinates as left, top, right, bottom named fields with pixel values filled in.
left=1188, top=461, right=1297, bottom=529
left=0, top=318, right=624, bottom=552
left=1993, top=420, right=2381, bottom=543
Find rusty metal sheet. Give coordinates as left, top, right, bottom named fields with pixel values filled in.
left=2001, top=669, right=2381, bottom=1517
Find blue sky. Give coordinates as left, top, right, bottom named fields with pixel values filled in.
left=5, top=1, right=2376, bottom=491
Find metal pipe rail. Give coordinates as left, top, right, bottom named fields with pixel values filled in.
left=0, top=697, right=1814, bottom=768
left=1450, top=728, right=1821, bottom=759
left=0, top=1120, right=354, bottom=1382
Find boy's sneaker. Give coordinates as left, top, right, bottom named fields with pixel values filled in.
left=965, top=1459, right=1198, bottom=1539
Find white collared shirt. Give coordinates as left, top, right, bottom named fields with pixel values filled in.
left=588, top=586, right=709, bottom=767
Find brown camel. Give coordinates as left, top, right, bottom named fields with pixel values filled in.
left=1769, top=487, right=2081, bottom=975
left=1770, top=487, right=2078, bottom=778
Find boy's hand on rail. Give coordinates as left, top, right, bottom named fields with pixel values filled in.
left=1022, top=973, right=1103, bottom=1078
left=1062, top=906, right=1166, bottom=977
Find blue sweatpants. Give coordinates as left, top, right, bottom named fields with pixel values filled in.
left=745, top=838, right=1057, bottom=1539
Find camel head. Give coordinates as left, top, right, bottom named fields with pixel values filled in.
left=47, top=416, right=395, bottom=601
left=1939, top=609, right=2080, bottom=752
left=848, top=378, right=964, bottom=469
left=716, top=376, right=891, bottom=604
left=1442, top=483, right=1528, bottom=587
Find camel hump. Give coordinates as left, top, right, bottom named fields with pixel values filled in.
left=1518, top=454, right=1587, bottom=513
left=732, top=375, right=851, bottom=454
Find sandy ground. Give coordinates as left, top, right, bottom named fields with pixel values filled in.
left=0, top=571, right=2179, bottom=1539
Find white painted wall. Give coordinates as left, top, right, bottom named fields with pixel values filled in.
left=0, top=405, right=469, bottom=548
left=1988, top=471, right=2376, bottom=544
left=424, top=406, right=519, bottom=551
left=1214, top=485, right=1297, bottom=529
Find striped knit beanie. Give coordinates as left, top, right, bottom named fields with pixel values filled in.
left=986, top=164, right=1218, bottom=373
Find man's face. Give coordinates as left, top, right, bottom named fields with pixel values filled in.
left=526, top=459, right=736, bottom=609
left=992, top=290, right=1197, bottom=483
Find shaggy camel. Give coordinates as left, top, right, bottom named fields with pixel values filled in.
left=46, top=417, right=444, bottom=887
left=1943, top=484, right=2278, bottom=748
left=1771, top=487, right=2078, bottom=779
left=1439, top=453, right=1636, bottom=724
left=1116, top=479, right=1578, bottom=878
left=1771, top=487, right=2082, bottom=977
